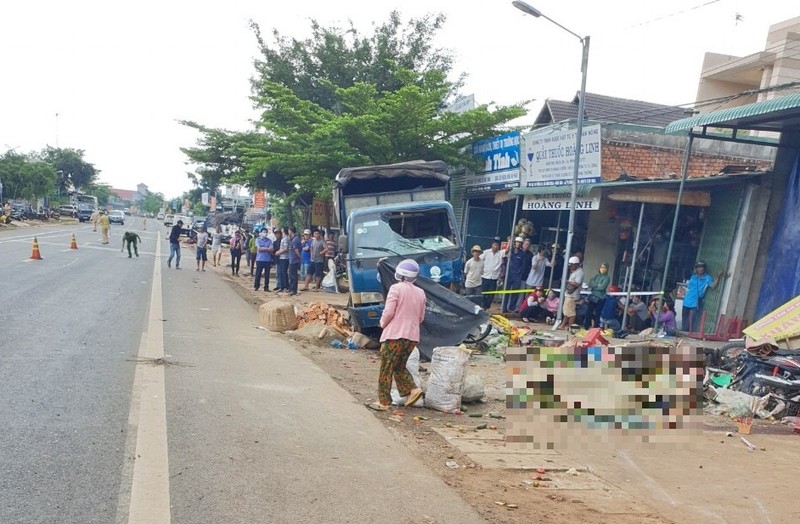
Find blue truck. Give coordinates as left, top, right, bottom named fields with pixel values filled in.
left=333, top=160, right=464, bottom=332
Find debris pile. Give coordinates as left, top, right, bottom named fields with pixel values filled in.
left=296, top=302, right=352, bottom=337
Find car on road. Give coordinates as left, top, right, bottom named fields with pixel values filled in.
left=76, top=206, right=94, bottom=222
left=108, top=210, right=125, bottom=225
left=59, top=204, right=77, bottom=217
left=157, top=211, right=165, bottom=220
left=164, top=214, right=174, bottom=226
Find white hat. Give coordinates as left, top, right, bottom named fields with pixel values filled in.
left=514, top=236, right=523, bottom=243
left=303, top=229, right=311, bottom=235
left=568, top=256, right=581, bottom=264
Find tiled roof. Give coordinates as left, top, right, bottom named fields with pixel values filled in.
left=535, top=92, right=688, bottom=128
left=112, top=188, right=141, bottom=202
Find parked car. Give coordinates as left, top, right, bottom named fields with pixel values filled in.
left=59, top=204, right=78, bottom=217
left=157, top=211, right=166, bottom=221
left=76, top=205, right=94, bottom=222
left=164, top=214, right=174, bottom=226
left=108, top=210, right=125, bottom=225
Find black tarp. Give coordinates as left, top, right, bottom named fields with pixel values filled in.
left=377, top=260, right=489, bottom=361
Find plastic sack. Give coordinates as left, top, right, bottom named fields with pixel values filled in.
left=321, top=259, right=338, bottom=293
left=424, top=346, right=471, bottom=413
left=461, top=374, right=485, bottom=403
left=391, top=347, right=423, bottom=406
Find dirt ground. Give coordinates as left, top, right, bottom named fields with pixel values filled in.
left=211, top=255, right=800, bottom=523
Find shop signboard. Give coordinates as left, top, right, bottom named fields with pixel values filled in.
left=520, top=124, right=602, bottom=187
left=521, top=192, right=601, bottom=211
left=465, top=131, right=520, bottom=195
left=253, top=190, right=266, bottom=209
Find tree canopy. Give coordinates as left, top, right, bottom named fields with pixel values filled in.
left=41, top=147, right=98, bottom=193
left=0, top=150, right=57, bottom=201
left=181, top=11, right=526, bottom=203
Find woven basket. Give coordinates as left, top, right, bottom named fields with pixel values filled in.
left=259, top=302, right=298, bottom=333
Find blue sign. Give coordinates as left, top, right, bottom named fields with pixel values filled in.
left=466, top=131, right=520, bottom=195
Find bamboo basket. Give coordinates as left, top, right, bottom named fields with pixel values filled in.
left=259, top=302, right=298, bottom=332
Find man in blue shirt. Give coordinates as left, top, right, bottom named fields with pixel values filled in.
left=682, top=260, right=724, bottom=332
left=288, top=227, right=302, bottom=296
left=254, top=230, right=274, bottom=292
left=502, top=237, right=526, bottom=313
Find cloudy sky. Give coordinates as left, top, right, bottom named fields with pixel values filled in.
left=1, top=0, right=798, bottom=199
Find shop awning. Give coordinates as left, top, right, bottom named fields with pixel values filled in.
left=665, top=93, right=800, bottom=135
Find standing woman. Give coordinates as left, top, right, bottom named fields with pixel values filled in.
left=369, top=259, right=426, bottom=411
left=229, top=230, right=244, bottom=276
left=584, top=262, right=611, bottom=328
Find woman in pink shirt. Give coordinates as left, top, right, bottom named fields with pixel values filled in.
left=369, top=259, right=426, bottom=411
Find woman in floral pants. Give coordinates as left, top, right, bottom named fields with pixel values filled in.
left=369, top=259, right=426, bottom=411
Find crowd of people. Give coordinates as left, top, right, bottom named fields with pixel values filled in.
left=166, top=220, right=340, bottom=298
left=465, top=235, right=724, bottom=337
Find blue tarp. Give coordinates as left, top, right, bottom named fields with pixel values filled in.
left=756, top=152, right=800, bottom=318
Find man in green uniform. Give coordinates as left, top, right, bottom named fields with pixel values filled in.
left=121, top=231, right=142, bottom=258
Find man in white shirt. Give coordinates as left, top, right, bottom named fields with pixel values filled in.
left=557, top=256, right=584, bottom=330
left=464, top=245, right=485, bottom=305
left=480, top=238, right=504, bottom=310
left=526, top=245, right=551, bottom=289
left=195, top=226, right=210, bottom=272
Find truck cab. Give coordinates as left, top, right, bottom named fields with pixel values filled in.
left=333, top=160, right=463, bottom=332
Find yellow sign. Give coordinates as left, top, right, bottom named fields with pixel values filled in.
left=743, top=295, right=800, bottom=342
left=311, top=198, right=333, bottom=227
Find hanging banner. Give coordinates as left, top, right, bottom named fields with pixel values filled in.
left=253, top=191, right=266, bottom=208
left=201, top=192, right=209, bottom=206
left=465, top=131, right=520, bottom=195
left=210, top=195, right=217, bottom=212
left=520, top=124, right=601, bottom=187
left=311, top=198, right=334, bottom=227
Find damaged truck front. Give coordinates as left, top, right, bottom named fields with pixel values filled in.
left=333, top=160, right=464, bottom=332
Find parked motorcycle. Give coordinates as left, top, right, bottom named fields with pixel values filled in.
left=726, top=348, right=800, bottom=417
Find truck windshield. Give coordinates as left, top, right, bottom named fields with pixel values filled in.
left=353, top=208, right=457, bottom=258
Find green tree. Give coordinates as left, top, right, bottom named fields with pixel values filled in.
left=0, top=150, right=57, bottom=201
left=182, top=11, right=526, bottom=203
left=41, top=147, right=98, bottom=193
left=140, top=192, right=165, bottom=215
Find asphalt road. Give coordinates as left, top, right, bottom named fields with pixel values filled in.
left=0, top=218, right=484, bottom=523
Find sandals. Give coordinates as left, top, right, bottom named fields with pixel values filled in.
left=367, top=402, right=390, bottom=411
left=405, top=388, right=423, bottom=407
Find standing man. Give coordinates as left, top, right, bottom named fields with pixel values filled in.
left=229, top=230, right=245, bottom=276
left=288, top=227, right=302, bottom=296
left=90, top=209, right=99, bottom=232
left=557, top=256, right=584, bottom=330
left=210, top=227, right=223, bottom=267
left=464, top=245, right=484, bottom=305
left=480, top=237, right=503, bottom=310
left=300, top=229, right=312, bottom=289
left=368, top=259, right=426, bottom=411
left=167, top=219, right=183, bottom=269
left=526, top=245, right=551, bottom=291
left=324, top=230, right=338, bottom=266
left=98, top=211, right=111, bottom=244
left=121, top=231, right=142, bottom=258
left=584, top=262, right=611, bottom=328
left=253, top=229, right=274, bottom=292
left=682, top=260, right=724, bottom=332
left=308, top=229, right=326, bottom=291
left=247, top=230, right=257, bottom=276
left=273, top=228, right=289, bottom=293
left=502, top=237, right=526, bottom=314
left=195, top=226, right=209, bottom=271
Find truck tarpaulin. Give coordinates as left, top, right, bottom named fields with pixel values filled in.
left=378, top=260, right=489, bottom=361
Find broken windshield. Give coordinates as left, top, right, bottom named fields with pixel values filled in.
left=353, top=208, right=457, bottom=258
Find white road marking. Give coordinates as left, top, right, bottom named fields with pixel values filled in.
left=126, top=232, right=171, bottom=524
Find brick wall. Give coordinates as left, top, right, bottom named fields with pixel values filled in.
left=600, top=140, right=772, bottom=181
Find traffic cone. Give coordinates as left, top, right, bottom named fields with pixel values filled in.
left=70, top=234, right=78, bottom=250
left=30, top=237, right=43, bottom=260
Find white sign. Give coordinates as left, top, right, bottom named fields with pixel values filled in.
left=446, top=94, right=476, bottom=114
left=520, top=124, right=601, bottom=187
left=522, top=193, right=600, bottom=211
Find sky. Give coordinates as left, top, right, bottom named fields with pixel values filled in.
left=1, top=0, right=798, bottom=199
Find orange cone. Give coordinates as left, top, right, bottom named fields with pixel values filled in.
left=70, top=234, right=78, bottom=250
left=30, top=237, right=43, bottom=260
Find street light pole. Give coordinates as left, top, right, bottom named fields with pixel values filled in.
left=512, top=1, right=590, bottom=329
